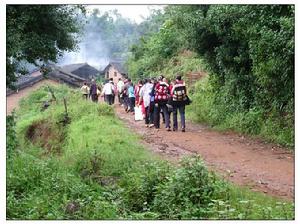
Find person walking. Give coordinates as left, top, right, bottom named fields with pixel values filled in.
left=112, top=80, right=117, bottom=105
left=147, top=78, right=157, bottom=128
left=135, top=80, right=145, bottom=117
left=171, top=75, right=187, bottom=132
left=154, top=75, right=171, bottom=131
left=139, top=78, right=154, bottom=127
left=96, top=85, right=102, bottom=102
left=101, top=78, right=114, bottom=105
left=122, top=78, right=130, bottom=112
left=80, top=82, right=90, bottom=100
left=117, top=78, right=124, bottom=105
left=90, top=79, right=98, bottom=103
left=128, top=81, right=135, bottom=113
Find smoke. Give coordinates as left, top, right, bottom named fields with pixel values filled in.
left=57, top=19, right=110, bottom=71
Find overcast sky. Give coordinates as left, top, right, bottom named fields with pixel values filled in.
left=86, top=5, right=165, bottom=24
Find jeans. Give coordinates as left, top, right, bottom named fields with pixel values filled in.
left=145, top=105, right=154, bottom=124
left=154, top=103, right=170, bottom=128
left=123, top=96, right=129, bottom=111
left=104, top=94, right=113, bottom=105
left=118, top=93, right=123, bottom=104
left=173, top=104, right=185, bottom=130
left=129, top=97, right=135, bottom=112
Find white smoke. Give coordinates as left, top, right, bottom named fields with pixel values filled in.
left=57, top=19, right=111, bottom=71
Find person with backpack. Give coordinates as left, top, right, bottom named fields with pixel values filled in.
left=80, top=82, right=90, bottom=100
left=171, top=75, right=188, bottom=132
left=154, top=75, right=171, bottom=131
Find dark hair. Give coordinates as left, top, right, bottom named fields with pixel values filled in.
left=127, top=78, right=131, bottom=82
left=84, top=82, right=87, bottom=85
left=109, top=78, right=113, bottom=81
left=158, top=75, right=164, bottom=81
left=176, top=75, right=182, bottom=81
left=119, top=78, right=121, bottom=81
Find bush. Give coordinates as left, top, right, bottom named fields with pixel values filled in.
left=119, top=161, right=170, bottom=212
left=153, top=156, right=228, bottom=219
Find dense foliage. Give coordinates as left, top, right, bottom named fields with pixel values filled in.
left=126, top=5, right=294, bottom=146
left=6, top=5, right=85, bottom=88
left=6, top=112, right=18, bottom=158
left=7, top=85, right=294, bottom=219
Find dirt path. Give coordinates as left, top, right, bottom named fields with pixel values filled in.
left=114, top=105, right=294, bottom=201
left=6, top=79, right=58, bottom=114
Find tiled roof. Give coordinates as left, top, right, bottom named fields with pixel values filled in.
left=60, top=63, right=100, bottom=79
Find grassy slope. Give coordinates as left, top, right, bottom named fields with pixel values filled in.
left=6, top=84, right=294, bottom=220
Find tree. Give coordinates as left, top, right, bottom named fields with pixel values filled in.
left=6, top=5, right=85, bottom=88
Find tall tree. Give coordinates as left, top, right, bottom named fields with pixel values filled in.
left=6, top=5, right=85, bottom=88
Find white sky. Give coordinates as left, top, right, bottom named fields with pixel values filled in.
left=86, top=5, right=165, bottom=24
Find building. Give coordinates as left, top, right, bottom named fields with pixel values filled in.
left=47, top=63, right=101, bottom=87
left=60, top=63, right=100, bottom=80
left=7, top=63, right=101, bottom=96
left=103, top=62, right=127, bottom=84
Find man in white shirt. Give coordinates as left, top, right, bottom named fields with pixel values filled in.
left=101, top=78, right=114, bottom=105
left=139, top=78, right=154, bottom=127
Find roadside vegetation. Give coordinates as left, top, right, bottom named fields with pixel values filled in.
left=6, top=85, right=294, bottom=219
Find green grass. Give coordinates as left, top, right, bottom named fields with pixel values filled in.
left=6, top=84, right=294, bottom=220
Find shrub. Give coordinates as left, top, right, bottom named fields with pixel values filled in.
left=119, top=161, right=170, bottom=212
left=153, top=156, right=228, bottom=219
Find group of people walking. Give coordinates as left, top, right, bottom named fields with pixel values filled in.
left=80, top=74, right=190, bottom=132
left=80, top=78, right=117, bottom=104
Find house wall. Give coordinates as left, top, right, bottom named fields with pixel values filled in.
left=105, top=65, right=123, bottom=84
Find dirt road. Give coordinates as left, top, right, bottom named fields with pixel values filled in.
left=115, top=105, right=294, bottom=201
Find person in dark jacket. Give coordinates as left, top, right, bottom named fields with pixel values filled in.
left=90, top=79, right=98, bottom=103
left=122, top=78, right=130, bottom=112
left=171, top=75, right=187, bottom=132
left=154, top=75, right=171, bottom=131
left=147, top=78, right=157, bottom=128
